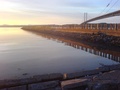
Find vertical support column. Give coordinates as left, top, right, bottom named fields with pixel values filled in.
left=117, top=24, right=118, bottom=30
left=97, top=24, right=99, bottom=30
left=107, top=24, right=108, bottom=30
left=115, top=23, right=117, bottom=30
left=110, top=24, right=112, bottom=30
left=91, top=24, right=92, bottom=30
left=88, top=24, right=90, bottom=29
left=108, top=54, right=110, bottom=59
left=86, top=24, right=88, bottom=29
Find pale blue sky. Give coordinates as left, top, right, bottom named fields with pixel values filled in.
left=0, top=0, right=120, bottom=25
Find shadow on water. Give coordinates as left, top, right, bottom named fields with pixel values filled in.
left=25, top=30, right=120, bottom=63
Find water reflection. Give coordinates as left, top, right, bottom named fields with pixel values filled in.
left=33, top=32, right=120, bottom=63
left=0, top=28, right=119, bottom=80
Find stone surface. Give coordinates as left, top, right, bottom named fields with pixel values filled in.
left=54, top=87, right=62, bottom=90
left=0, top=89, right=7, bottom=90
left=0, top=79, right=20, bottom=88
left=0, top=65, right=120, bottom=90
left=0, top=73, right=63, bottom=88
left=28, top=65, right=120, bottom=82
left=28, top=80, right=60, bottom=90
left=33, top=73, right=63, bottom=82
left=90, top=70, right=120, bottom=90
left=109, top=64, right=120, bottom=71
left=33, top=74, right=49, bottom=82
left=117, top=83, right=120, bottom=90
left=61, top=79, right=88, bottom=90
left=44, top=87, right=62, bottom=90
left=7, top=85, right=27, bottom=90
left=93, top=70, right=120, bottom=82
left=98, top=64, right=120, bottom=72
left=98, top=67, right=109, bottom=72
left=66, top=69, right=103, bottom=79
left=88, top=80, right=118, bottom=90
left=49, top=73, right=63, bottom=80
left=18, top=78, right=35, bottom=84
left=83, top=69, right=102, bottom=75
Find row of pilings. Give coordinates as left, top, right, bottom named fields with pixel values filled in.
left=80, top=23, right=120, bottom=30
left=50, top=23, right=120, bottom=30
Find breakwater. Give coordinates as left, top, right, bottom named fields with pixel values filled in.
left=1, top=64, right=120, bottom=90
left=23, top=23, right=120, bottom=36
left=22, top=26, right=120, bottom=50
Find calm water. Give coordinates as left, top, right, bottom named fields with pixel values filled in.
left=0, top=28, right=119, bottom=80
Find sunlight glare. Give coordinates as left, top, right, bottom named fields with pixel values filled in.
left=0, top=1, right=19, bottom=12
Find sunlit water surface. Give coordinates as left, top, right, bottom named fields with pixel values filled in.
left=0, top=28, right=119, bottom=80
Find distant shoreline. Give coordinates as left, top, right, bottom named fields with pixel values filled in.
left=0, top=25, right=33, bottom=27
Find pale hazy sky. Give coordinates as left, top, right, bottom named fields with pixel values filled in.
left=0, top=0, right=120, bottom=25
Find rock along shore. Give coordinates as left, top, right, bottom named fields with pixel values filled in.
left=22, top=26, right=120, bottom=52
left=1, top=64, right=120, bottom=90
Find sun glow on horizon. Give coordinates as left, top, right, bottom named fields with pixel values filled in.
left=0, top=1, right=20, bottom=12
left=0, top=0, right=120, bottom=25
